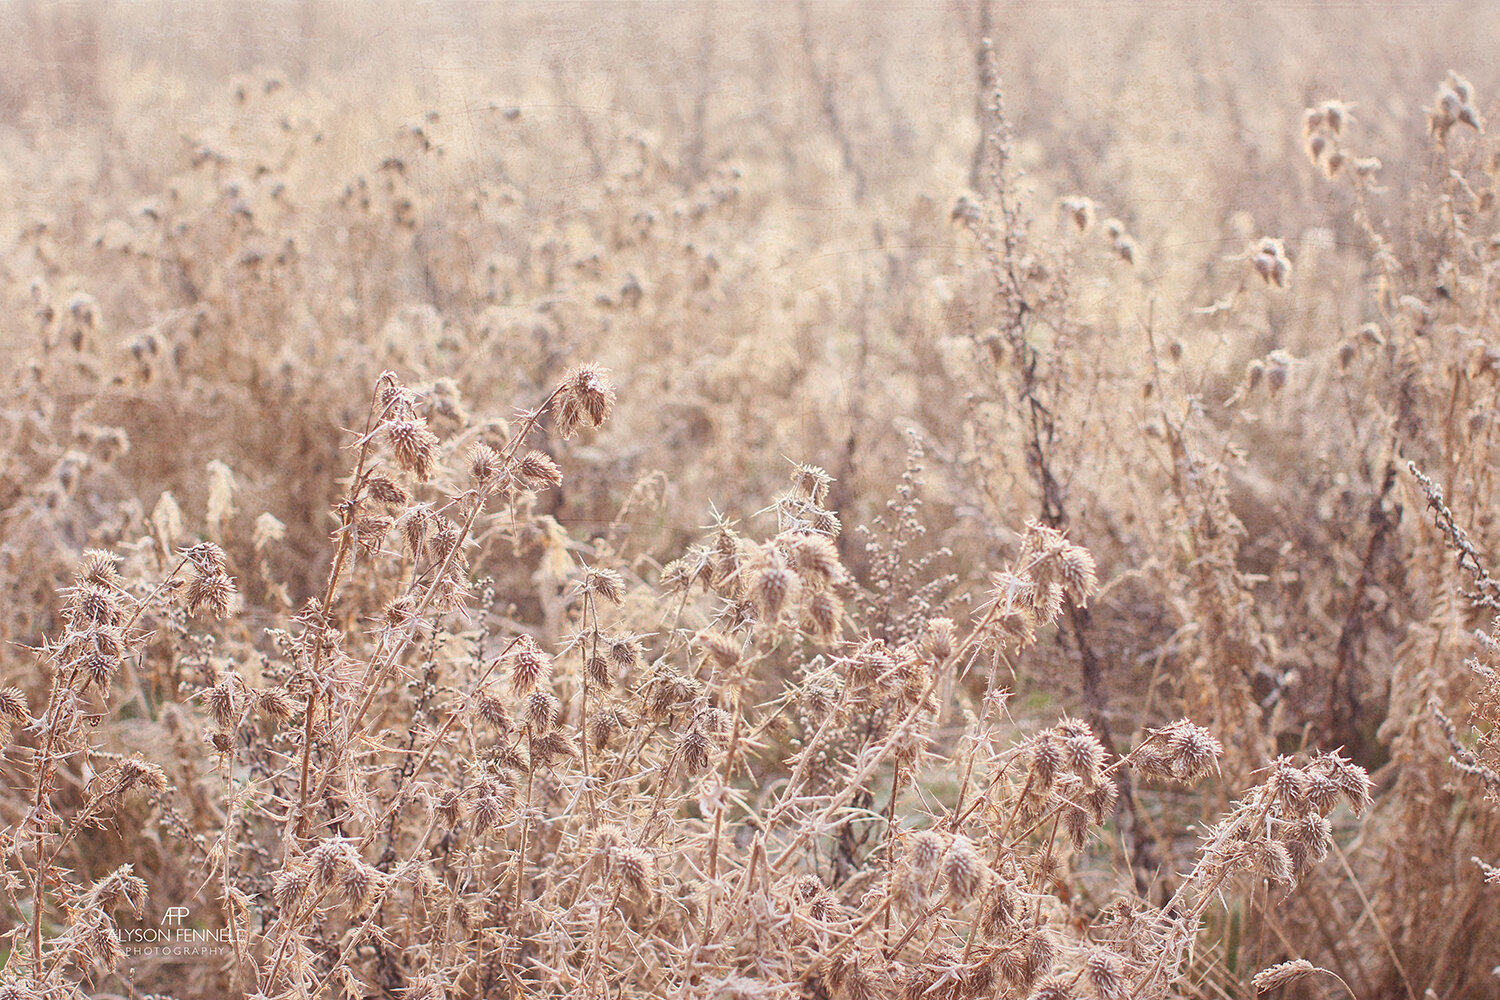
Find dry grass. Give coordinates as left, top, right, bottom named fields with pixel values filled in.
left=0, top=2, right=1497, bottom=998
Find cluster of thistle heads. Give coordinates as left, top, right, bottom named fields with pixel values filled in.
left=1429, top=71, right=1483, bottom=142
left=661, top=462, right=848, bottom=639
left=0, top=353, right=1394, bottom=1000
left=979, top=520, right=1098, bottom=652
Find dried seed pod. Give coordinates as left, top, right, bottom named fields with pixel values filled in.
left=554, top=363, right=616, bottom=438
left=1029, top=731, right=1064, bottom=791
left=612, top=845, right=657, bottom=896
left=921, top=618, right=956, bottom=661
left=942, top=834, right=987, bottom=906
left=591, top=707, right=626, bottom=751
left=474, top=691, right=512, bottom=733
left=205, top=679, right=238, bottom=731
left=255, top=686, right=294, bottom=725
left=1324, top=752, right=1373, bottom=815
left=385, top=418, right=439, bottom=481
left=1250, top=237, right=1292, bottom=288
left=803, top=590, right=844, bottom=638
left=0, top=687, right=30, bottom=722
left=679, top=726, right=712, bottom=774
left=435, top=789, right=463, bottom=828
left=1085, top=776, right=1118, bottom=823
left=809, top=507, right=842, bottom=536
left=186, top=571, right=236, bottom=619
left=396, top=507, right=434, bottom=557
left=1305, top=132, right=1329, bottom=165
left=470, top=794, right=504, bottom=835
left=1161, top=720, right=1223, bottom=781
left=609, top=636, right=643, bottom=672
left=585, top=652, right=611, bottom=687
left=908, top=830, right=944, bottom=882
left=365, top=472, right=410, bottom=506
left=1023, top=929, right=1056, bottom=981
left=531, top=729, right=579, bottom=767
left=79, top=549, right=120, bottom=587
left=1266, top=757, right=1309, bottom=810
left=1252, top=959, right=1319, bottom=992
left=582, top=567, right=625, bottom=605
left=311, top=840, right=348, bottom=887
left=1250, top=840, right=1295, bottom=886
left=978, top=879, right=1016, bottom=935
left=1085, top=950, right=1126, bottom=1000
left=1305, top=772, right=1341, bottom=814
left=183, top=541, right=229, bottom=576
left=1063, top=730, right=1105, bottom=786
left=526, top=691, right=560, bottom=732
left=592, top=824, right=627, bottom=855
left=699, top=630, right=742, bottom=670
left=1062, top=795, right=1090, bottom=852
left=1059, top=196, right=1095, bottom=232
left=467, top=443, right=502, bottom=486
left=113, top=758, right=168, bottom=793
left=750, top=551, right=795, bottom=623
left=272, top=866, right=311, bottom=910
left=790, top=463, right=833, bottom=504
left=787, top=532, right=842, bottom=585
left=891, top=865, right=926, bottom=914
left=509, top=636, right=552, bottom=695
left=1058, top=544, right=1098, bottom=607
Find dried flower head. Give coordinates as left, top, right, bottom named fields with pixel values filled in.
left=581, top=567, right=625, bottom=605
left=1085, top=950, right=1126, bottom=1000
left=1059, top=196, right=1095, bottom=232
left=385, top=418, right=440, bottom=481
left=592, top=707, right=626, bottom=750
left=908, top=830, right=945, bottom=882
left=750, top=549, right=796, bottom=623
left=365, top=472, right=411, bottom=506
left=1154, top=719, right=1223, bottom=782
left=526, top=690, right=561, bottom=731
left=205, top=678, right=238, bottom=731
left=612, top=845, right=657, bottom=895
left=943, top=835, right=987, bottom=906
left=1252, top=959, right=1319, bottom=992
left=803, top=590, right=844, bottom=638
left=341, top=862, right=381, bottom=909
left=509, top=636, right=552, bottom=695
left=186, top=570, right=236, bottom=619
left=555, top=363, right=616, bottom=438
left=790, top=463, right=833, bottom=504
left=467, top=442, right=503, bottom=486
left=517, top=449, right=563, bottom=489
left=0, top=687, right=30, bottom=723
left=1251, top=237, right=1292, bottom=288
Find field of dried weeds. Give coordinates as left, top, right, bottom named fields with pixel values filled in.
left=0, top=3, right=1498, bottom=998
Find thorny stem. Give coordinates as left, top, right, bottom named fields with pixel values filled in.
left=323, top=385, right=568, bottom=800
left=580, top=590, right=602, bottom=826
left=218, top=746, right=250, bottom=992
left=883, top=759, right=903, bottom=944
left=516, top=726, right=537, bottom=914
left=702, top=683, right=745, bottom=939
left=636, top=747, right=680, bottom=847
left=28, top=670, right=78, bottom=980
left=28, top=551, right=186, bottom=983
left=262, top=649, right=510, bottom=989
left=120, top=555, right=190, bottom=634
left=885, top=901, right=944, bottom=958
left=372, top=647, right=512, bottom=830
left=293, top=380, right=392, bottom=842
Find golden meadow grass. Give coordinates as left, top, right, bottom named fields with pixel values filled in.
left=0, top=3, right=1498, bottom=997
